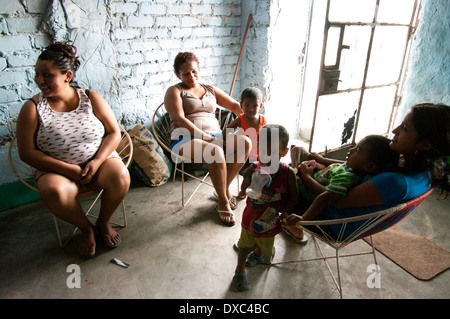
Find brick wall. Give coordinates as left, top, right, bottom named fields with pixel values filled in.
left=110, top=0, right=243, bottom=126
left=0, top=0, right=267, bottom=185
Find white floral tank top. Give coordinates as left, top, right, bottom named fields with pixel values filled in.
left=35, top=88, right=105, bottom=166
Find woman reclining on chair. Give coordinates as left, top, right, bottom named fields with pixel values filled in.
left=165, top=52, right=251, bottom=226
left=286, top=103, right=450, bottom=238
left=16, top=42, right=130, bottom=257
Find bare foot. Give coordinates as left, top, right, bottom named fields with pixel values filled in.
left=78, top=226, right=96, bottom=257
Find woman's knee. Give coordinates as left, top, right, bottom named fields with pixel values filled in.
left=38, top=178, right=78, bottom=204
left=111, top=167, right=130, bottom=192
left=205, top=143, right=226, bottom=164
left=117, top=166, right=131, bottom=191
left=96, top=160, right=130, bottom=193
left=228, top=135, right=251, bottom=163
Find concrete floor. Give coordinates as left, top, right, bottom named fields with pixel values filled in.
left=1, top=175, right=449, bottom=300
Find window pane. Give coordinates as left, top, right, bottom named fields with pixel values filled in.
left=329, top=0, right=376, bottom=23
left=355, top=86, right=397, bottom=141
left=312, top=91, right=360, bottom=152
left=377, top=0, right=416, bottom=24
left=337, top=25, right=371, bottom=90
left=366, top=26, right=409, bottom=86
left=325, top=27, right=341, bottom=67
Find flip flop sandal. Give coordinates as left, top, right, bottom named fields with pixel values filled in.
left=233, top=272, right=250, bottom=291
left=95, top=224, right=122, bottom=248
left=216, top=206, right=235, bottom=227
left=282, top=226, right=309, bottom=244
left=229, top=196, right=238, bottom=210
left=245, top=251, right=265, bottom=267
left=102, top=232, right=122, bottom=248
left=245, top=248, right=276, bottom=267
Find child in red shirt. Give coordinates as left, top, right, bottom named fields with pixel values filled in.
left=223, top=87, right=266, bottom=198
left=233, top=124, right=298, bottom=291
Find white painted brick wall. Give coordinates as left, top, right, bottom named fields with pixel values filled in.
left=0, top=0, right=257, bottom=184
left=110, top=0, right=247, bottom=129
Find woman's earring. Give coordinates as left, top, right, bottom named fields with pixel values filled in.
left=65, top=79, right=70, bottom=82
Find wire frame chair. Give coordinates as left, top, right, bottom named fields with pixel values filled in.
left=151, top=102, right=238, bottom=207
left=8, top=126, right=133, bottom=248
left=274, top=187, right=434, bottom=298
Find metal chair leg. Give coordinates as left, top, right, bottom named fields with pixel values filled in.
left=336, top=249, right=343, bottom=299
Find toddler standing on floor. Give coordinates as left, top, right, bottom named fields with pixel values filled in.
left=233, top=124, right=298, bottom=291
left=223, top=87, right=266, bottom=198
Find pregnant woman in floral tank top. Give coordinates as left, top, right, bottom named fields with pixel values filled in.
left=16, top=42, right=130, bottom=257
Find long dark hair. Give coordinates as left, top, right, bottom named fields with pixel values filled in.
left=38, top=42, right=80, bottom=82
left=406, top=103, right=450, bottom=198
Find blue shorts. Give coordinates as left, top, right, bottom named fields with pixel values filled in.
left=170, top=131, right=222, bottom=156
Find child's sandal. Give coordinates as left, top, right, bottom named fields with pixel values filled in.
left=245, top=247, right=276, bottom=266
left=245, top=251, right=267, bottom=267
left=233, top=272, right=250, bottom=291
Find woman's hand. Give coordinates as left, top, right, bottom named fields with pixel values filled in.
left=59, top=163, right=84, bottom=182
left=202, top=132, right=213, bottom=142
left=79, top=158, right=102, bottom=185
